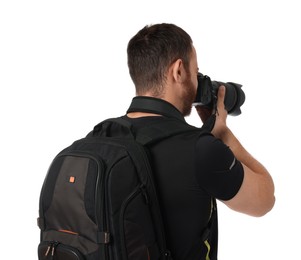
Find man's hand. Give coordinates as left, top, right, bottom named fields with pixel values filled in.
left=195, top=104, right=213, bottom=123
left=211, top=86, right=228, bottom=139
left=195, top=86, right=228, bottom=137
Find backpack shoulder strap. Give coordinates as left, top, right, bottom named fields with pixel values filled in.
left=89, top=116, right=208, bottom=145
left=89, top=96, right=212, bottom=142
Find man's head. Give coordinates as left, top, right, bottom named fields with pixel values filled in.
left=127, top=23, right=199, bottom=116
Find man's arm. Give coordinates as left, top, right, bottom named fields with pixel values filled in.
left=197, top=86, right=275, bottom=217
left=217, top=124, right=275, bottom=217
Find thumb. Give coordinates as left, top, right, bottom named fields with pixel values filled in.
left=218, top=85, right=226, bottom=101
left=216, top=85, right=226, bottom=111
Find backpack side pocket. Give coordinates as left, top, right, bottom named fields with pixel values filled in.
left=38, top=241, right=85, bottom=260
left=120, top=185, right=160, bottom=260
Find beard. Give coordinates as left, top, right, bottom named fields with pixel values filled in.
left=182, top=77, right=197, bottom=117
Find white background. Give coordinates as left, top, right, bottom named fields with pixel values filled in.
left=1, top=0, right=300, bottom=259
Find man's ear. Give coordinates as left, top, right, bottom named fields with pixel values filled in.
left=170, top=59, right=184, bottom=83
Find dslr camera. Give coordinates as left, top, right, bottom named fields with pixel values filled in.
left=193, top=73, right=245, bottom=116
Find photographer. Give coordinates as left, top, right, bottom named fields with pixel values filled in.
left=124, top=23, right=275, bottom=260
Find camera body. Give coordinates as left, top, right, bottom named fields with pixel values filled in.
left=193, top=73, right=245, bottom=116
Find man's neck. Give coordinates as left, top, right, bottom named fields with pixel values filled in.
left=126, top=112, right=162, bottom=118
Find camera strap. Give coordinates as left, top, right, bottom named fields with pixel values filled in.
left=126, top=96, right=186, bottom=123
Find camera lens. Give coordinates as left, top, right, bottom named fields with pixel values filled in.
left=194, top=73, right=245, bottom=116
left=218, top=82, right=245, bottom=116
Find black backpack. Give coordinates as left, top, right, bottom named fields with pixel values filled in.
left=37, top=114, right=201, bottom=260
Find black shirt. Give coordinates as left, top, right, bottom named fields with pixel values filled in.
left=122, top=115, right=244, bottom=260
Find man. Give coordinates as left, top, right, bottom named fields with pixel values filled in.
left=123, top=23, right=275, bottom=260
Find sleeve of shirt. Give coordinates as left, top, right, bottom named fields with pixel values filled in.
left=195, top=134, right=244, bottom=201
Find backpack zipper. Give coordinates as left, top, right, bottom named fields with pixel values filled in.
left=135, top=143, right=170, bottom=259
left=44, top=241, right=60, bottom=257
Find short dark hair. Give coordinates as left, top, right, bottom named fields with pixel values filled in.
left=127, top=23, right=193, bottom=96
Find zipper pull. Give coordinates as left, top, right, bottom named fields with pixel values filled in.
left=51, top=242, right=60, bottom=258
left=44, top=245, right=51, bottom=256
left=51, top=244, right=55, bottom=257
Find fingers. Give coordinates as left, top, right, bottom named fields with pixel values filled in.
left=196, top=85, right=227, bottom=128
